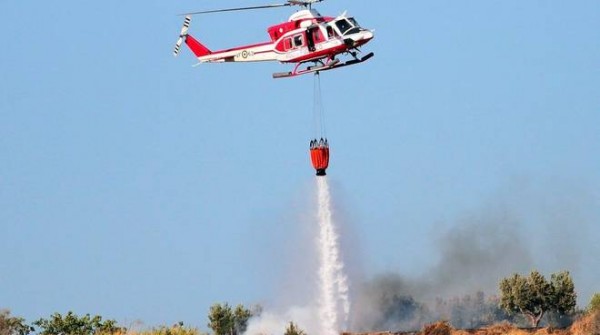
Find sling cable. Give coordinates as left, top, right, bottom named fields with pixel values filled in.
left=309, top=72, right=330, bottom=176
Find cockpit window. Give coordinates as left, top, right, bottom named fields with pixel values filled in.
left=335, top=19, right=353, bottom=35
left=348, top=18, right=360, bottom=28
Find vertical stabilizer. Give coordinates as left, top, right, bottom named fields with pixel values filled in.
left=185, top=35, right=212, bottom=57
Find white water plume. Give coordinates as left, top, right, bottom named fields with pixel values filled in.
left=243, top=177, right=351, bottom=335
left=316, top=176, right=350, bottom=335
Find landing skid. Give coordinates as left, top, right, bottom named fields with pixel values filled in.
left=272, top=52, right=374, bottom=79
left=273, top=59, right=340, bottom=79
left=319, top=52, right=374, bottom=72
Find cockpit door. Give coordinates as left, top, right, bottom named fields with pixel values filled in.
left=306, top=26, right=318, bottom=52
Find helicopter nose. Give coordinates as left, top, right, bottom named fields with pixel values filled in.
left=362, top=30, right=374, bottom=41
left=350, top=30, right=373, bottom=44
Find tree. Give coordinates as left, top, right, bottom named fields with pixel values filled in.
left=588, top=293, right=600, bottom=313
left=500, top=272, right=541, bottom=327
left=499, top=270, right=577, bottom=327
left=232, top=305, right=251, bottom=335
left=33, top=311, right=123, bottom=335
left=207, top=303, right=253, bottom=335
left=0, top=310, right=34, bottom=335
left=207, top=304, right=233, bottom=335
left=548, top=271, right=577, bottom=327
left=283, top=322, right=305, bottom=335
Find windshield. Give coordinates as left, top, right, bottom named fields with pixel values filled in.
left=335, top=19, right=354, bottom=35
left=348, top=18, right=360, bottom=28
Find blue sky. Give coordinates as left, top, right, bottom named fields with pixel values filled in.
left=1, top=0, right=599, bottom=330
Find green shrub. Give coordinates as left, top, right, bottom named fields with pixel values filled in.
left=588, top=293, right=600, bottom=313
left=33, top=311, right=123, bottom=335
left=283, top=322, right=305, bottom=335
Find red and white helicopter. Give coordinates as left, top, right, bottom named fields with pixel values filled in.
left=173, top=0, right=374, bottom=78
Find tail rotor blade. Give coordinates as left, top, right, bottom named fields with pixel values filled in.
left=173, top=16, right=192, bottom=57
left=180, top=16, right=191, bottom=35
left=173, top=36, right=184, bottom=56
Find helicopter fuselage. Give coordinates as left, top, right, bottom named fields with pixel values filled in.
left=177, top=8, right=374, bottom=77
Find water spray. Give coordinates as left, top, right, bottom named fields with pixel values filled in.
left=316, top=176, right=350, bottom=335
left=310, top=72, right=350, bottom=335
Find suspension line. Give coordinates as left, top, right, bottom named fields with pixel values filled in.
left=313, top=72, right=327, bottom=139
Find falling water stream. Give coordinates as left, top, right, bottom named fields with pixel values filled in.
left=316, top=176, right=350, bottom=335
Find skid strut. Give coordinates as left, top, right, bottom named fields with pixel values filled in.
left=273, top=52, right=374, bottom=79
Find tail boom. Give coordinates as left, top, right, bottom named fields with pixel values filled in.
left=173, top=15, right=276, bottom=63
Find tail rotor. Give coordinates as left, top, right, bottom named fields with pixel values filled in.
left=173, top=16, right=192, bottom=56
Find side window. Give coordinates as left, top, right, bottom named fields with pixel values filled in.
left=312, top=29, right=323, bottom=43
left=293, top=34, right=304, bottom=48
left=284, top=38, right=292, bottom=50
left=326, top=26, right=336, bottom=38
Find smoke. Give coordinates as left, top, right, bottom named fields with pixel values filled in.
left=245, top=307, right=318, bottom=335
left=350, top=177, right=599, bottom=331
left=421, top=207, right=533, bottom=300
left=350, top=206, right=531, bottom=331
left=349, top=273, right=428, bottom=331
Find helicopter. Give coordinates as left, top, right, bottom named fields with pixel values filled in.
left=173, top=0, right=374, bottom=78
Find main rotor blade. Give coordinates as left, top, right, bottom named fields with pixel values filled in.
left=180, top=3, right=291, bottom=16
left=288, top=0, right=323, bottom=6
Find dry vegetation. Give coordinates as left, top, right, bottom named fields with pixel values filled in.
left=94, top=324, right=203, bottom=335
left=351, top=312, right=600, bottom=335
left=570, top=310, right=600, bottom=335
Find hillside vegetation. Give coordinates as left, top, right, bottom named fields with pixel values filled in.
left=361, top=311, right=600, bottom=335
left=1, top=271, right=598, bottom=335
